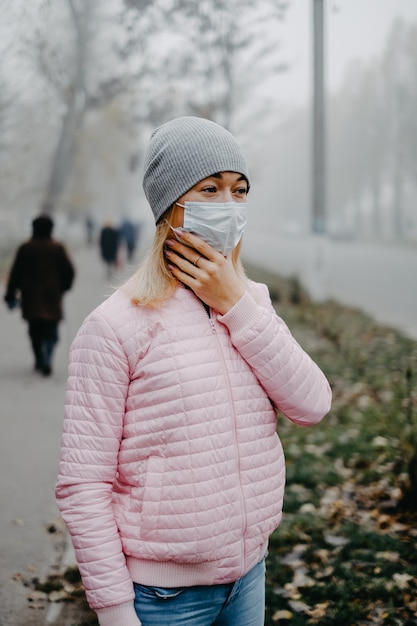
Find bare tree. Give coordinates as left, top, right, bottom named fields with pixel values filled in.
left=328, top=63, right=372, bottom=237
left=381, top=19, right=417, bottom=239
left=117, top=0, right=288, bottom=133
left=39, top=0, right=92, bottom=214
left=0, top=2, right=26, bottom=158
left=166, top=0, right=289, bottom=131
left=327, top=18, right=417, bottom=241
left=7, top=0, right=288, bottom=217
left=35, top=0, right=154, bottom=214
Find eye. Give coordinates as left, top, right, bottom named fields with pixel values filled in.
left=201, top=186, right=218, bottom=194
left=234, top=187, right=248, bottom=196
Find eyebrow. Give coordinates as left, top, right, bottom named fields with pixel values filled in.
left=210, top=172, right=247, bottom=182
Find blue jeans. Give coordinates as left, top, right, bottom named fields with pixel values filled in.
left=133, top=559, right=265, bottom=626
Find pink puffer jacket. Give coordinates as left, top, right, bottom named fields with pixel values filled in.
left=56, top=282, right=331, bottom=626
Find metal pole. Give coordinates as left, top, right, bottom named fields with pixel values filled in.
left=312, top=0, right=326, bottom=233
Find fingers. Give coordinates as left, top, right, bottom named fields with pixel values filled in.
left=191, top=254, right=202, bottom=268
left=164, top=233, right=244, bottom=314
left=169, top=231, right=221, bottom=263
left=164, top=234, right=223, bottom=289
left=165, top=242, right=204, bottom=277
left=164, top=234, right=211, bottom=273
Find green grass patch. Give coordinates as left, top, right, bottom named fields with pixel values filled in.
left=243, top=265, right=417, bottom=625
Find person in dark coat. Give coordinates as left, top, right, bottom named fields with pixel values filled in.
left=4, top=214, right=75, bottom=376
left=99, top=220, right=120, bottom=278
left=119, top=218, right=139, bottom=262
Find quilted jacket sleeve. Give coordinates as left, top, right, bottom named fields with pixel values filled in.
left=55, top=310, right=141, bottom=626
left=218, top=285, right=332, bottom=424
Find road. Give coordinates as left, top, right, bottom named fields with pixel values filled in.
left=243, top=230, right=417, bottom=341
left=0, top=244, right=132, bottom=626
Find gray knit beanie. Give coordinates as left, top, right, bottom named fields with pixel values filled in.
left=142, top=116, right=250, bottom=224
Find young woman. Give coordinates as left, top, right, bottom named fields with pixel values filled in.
left=56, top=116, right=331, bottom=626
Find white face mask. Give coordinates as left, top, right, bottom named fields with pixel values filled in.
left=171, top=201, right=247, bottom=256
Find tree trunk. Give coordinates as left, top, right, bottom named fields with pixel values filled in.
left=41, top=0, right=90, bottom=214
left=371, top=169, right=381, bottom=238
left=393, top=145, right=404, bottom=240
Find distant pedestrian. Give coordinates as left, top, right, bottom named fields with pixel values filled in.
left=4, top=214, right=75, bottom=376
left=85, top=215, right=95, bottom=245
left=99, top=220, right=120, bottom=278
left=119, top=218, right=139, bottom=262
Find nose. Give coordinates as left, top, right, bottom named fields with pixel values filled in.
left=218, top=188, right=235, bottom=203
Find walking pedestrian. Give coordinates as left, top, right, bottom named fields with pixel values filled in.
left=85, top=214, right=95, bottom=245
left=119, top=218, right=139, bottom=263
left=56, top=116, right=332, bottom=626
left=99, top=220, right=120, bottom=278
left=4, top=214, right=75, bottom=376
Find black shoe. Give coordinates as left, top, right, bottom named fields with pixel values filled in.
left=41, top=364, right=52, bottom=376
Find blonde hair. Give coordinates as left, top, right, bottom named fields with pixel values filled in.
left=123, top=206, right=248, bottom=308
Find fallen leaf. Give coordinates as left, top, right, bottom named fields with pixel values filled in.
left=28, top=590, right=47, bottom=609
left=48, top=590, right=68, bottom=602
left=376, top=551, right=400, bottom=562
left=272, top=609, right=293, bottom=621
left=283, top=583, right=302, bottom=600
left=299, top=503, right=317, bottom=514
left=288, top=599, right=310, bottom=613
left=306, top=602, right=329, bottom=618
left=314, top=548, right=330, bottom=562
left=315, top=565, right=334, bottom=579
left=293, top=569, right=315, bottom=588
left=324, top=533, right=350, bottom=547
left=372, top=436, right=390, bottom=447
left=281, top=544, right=308, bottom=567
left=392, top=573, right=413, bottom=589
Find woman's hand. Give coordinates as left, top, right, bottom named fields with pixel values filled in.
left=164, top=232, right=245, bottom=315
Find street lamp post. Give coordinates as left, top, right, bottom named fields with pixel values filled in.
left=312, top=0, right=326, bottom=233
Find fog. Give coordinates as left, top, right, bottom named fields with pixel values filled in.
left=1, top=0, right=416, bottom=338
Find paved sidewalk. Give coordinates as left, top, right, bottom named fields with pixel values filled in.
left=0, top=244, right=134, bottom=626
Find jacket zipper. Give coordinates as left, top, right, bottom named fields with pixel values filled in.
left=202, top=302, right=247, bottom=574
left=200, top=300, right=215, bottom=330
